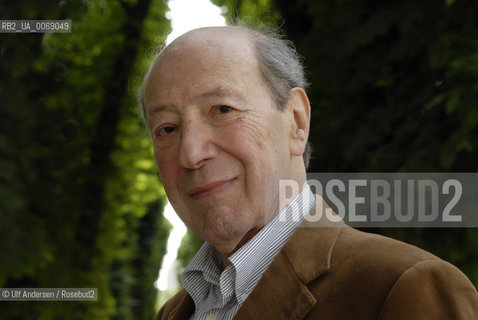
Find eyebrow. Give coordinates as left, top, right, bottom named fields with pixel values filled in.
left=147, top=103, right=176, bottom=116
left=196, top=85, right=245, bottom=103
left=146, top=85, right=245, bottom=117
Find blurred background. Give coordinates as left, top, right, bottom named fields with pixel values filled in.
left=0, top=0, right=477, bottom=319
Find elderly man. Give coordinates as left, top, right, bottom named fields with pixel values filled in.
left=140, top=25, right=478, bottom=319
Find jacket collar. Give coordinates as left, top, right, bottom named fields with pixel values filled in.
left=234, top=196, right=345, bottom=319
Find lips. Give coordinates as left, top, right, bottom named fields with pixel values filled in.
left=188, top=178, right=236, bottom=199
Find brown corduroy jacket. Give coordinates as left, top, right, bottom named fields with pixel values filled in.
left=156, top=201, right=478, bottom=319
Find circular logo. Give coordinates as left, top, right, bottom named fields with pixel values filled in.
left=2, top=290, right=10, bottom=298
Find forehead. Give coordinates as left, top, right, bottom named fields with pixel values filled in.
left=143, top=28, right=265, bottom=108
left=157, top=27, right=256, bottom=68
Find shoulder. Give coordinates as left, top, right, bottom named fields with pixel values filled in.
left=307, top=226, right=442, bottom=296
left=333, top=226, right=438, bottom=274
left=306, top=226, right=478, bottom=319
left=377, top=255, right=478, bottom=319
left=328, top=226, right=470, bottom=293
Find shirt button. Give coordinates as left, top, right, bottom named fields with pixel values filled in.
left=206, top=313, right=217, bottom=320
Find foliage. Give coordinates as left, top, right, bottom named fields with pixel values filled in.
left=211, top=0, right=279, bottom=26
left=0, top=0, right=172, bottom=318
left=177, top=231, right=204, bottom=270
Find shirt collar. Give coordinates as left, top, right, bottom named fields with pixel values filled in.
left=228, top=185, right=315, bottom=302
left=181, top=185, right=316, bottom=310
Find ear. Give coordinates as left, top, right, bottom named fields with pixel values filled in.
left=285, top=87, right=311, bottom=157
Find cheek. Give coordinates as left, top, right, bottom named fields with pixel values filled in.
left=218, top=125, right=264, bottom=179
left=154, top=151, right=178, bottom=189
left=226, top=117, right=267, bottom=154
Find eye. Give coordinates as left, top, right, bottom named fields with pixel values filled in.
left=215, top=105, right=233, bottom=114
left=156, top=125, right=177, bottom=137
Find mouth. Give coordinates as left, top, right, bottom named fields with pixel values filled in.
left=189, top=178, right=237, bottom=200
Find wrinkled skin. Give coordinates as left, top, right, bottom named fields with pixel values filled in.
left=143, top=27, right=310, bottom=257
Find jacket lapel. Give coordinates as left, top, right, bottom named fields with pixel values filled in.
left=234, top=196, right=345, bottom=320
left=233, top=249, right=317, bottom=319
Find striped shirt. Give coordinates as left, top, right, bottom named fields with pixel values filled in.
left=181, top=186, right=316, bottom=320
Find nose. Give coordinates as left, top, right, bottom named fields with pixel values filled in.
left=178, top=119, right=218, bottom=169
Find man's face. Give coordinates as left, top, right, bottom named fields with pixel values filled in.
left=143, top=29, right=294, bottom=254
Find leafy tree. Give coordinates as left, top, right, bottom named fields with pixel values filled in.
left=212, top=0, right=278, bottom=25
left=177, top=231, right=204, bottom=272
left=0, top=0, right=172, bottom=318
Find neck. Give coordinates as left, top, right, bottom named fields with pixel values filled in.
left=217, top=161, right=307, bottom=268
left=219, top=225, right=264, bottom=268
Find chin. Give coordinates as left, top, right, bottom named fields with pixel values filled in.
left=202, top=224, right=249, bottom=251
left=211, top=239, right=241, bottom=256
